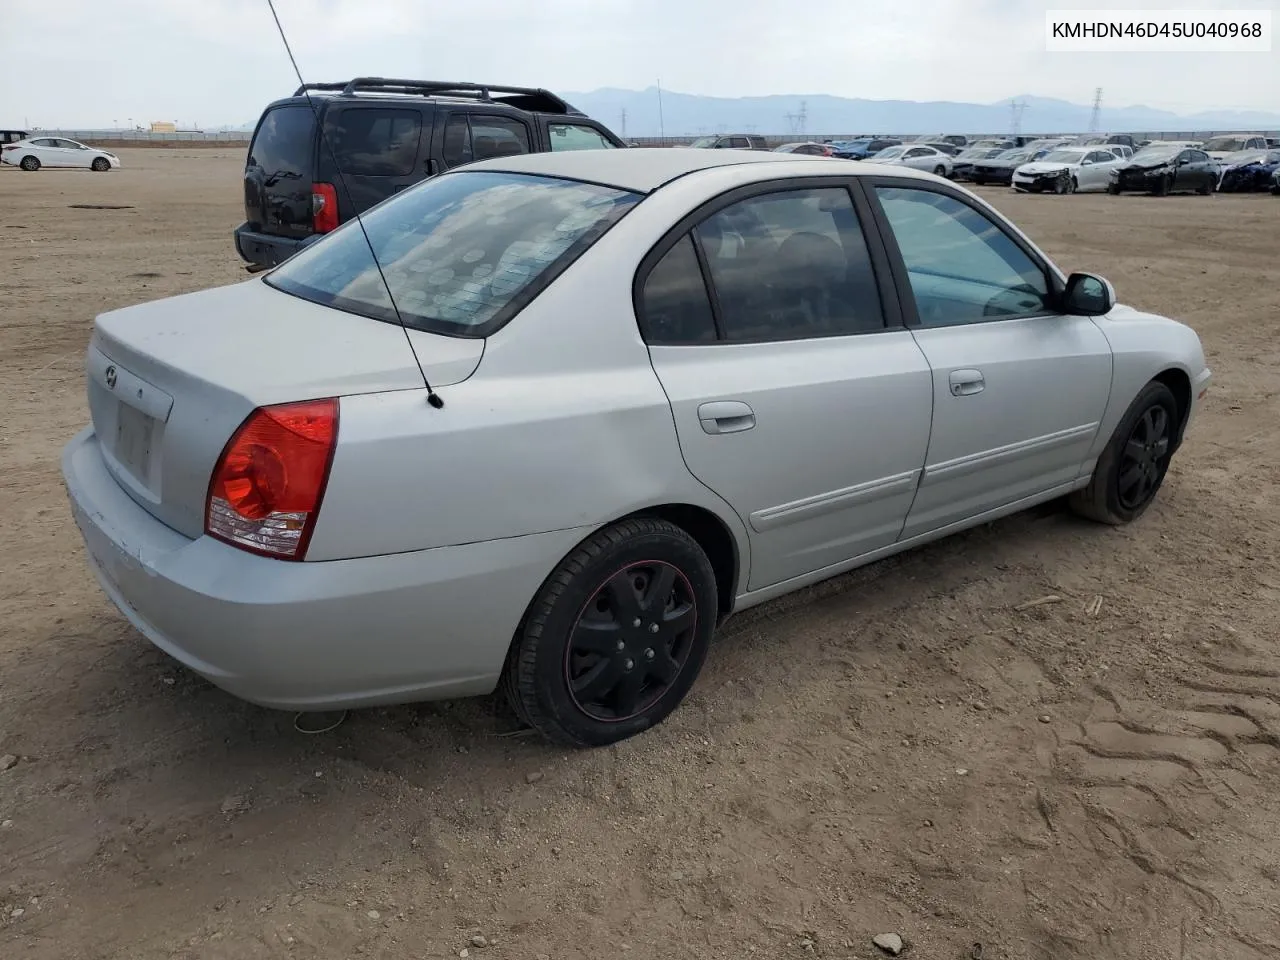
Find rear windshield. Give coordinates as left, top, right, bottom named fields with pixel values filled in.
left=266, top=171, right=641, bottom=338
left=247, top=105, right=316, bottom=181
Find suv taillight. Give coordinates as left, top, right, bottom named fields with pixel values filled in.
left=205, top=399, right=338, bottom=560
left=311, top=182, right=339, bottom=233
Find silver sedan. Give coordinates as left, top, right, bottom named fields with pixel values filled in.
left=62, top=148, right=1211, bottom=746
left=866, top=143, right=954, bottom=177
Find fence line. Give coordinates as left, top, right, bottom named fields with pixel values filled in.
left=28, top=128, right=1280, bottom=149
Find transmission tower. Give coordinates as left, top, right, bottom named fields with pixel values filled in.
left=1088, top=87, right=1103, bottom=133
left=619, top=107, right=627, bottom=139
left=784, top=100, right=809, bottom=136
left=1009, top=99, right=1027, bottom=136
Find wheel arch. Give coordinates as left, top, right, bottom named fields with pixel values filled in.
left=1152, top=366, right=1193, bottom=451
left=620, top=503, right=743, bottom=623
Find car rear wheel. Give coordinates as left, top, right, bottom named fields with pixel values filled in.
left=933, top=164, right=947, bottom=177
left=1070, top=381, right=1180, bottom=525
left=1106, top=183, right=1121, bottom=195
left=503, top=517, right=718, bottom=747
left=19, top=155, right=39, bottom=171
left=1197, top=176, right=1214, bottom=196
left=91, top=157, right=110, bottom=172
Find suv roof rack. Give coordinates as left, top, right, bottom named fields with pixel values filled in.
left=291, top=78, right=582, bottom=115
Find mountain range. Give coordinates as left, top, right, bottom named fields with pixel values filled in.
left=558, top=88, right=1280, bottom=139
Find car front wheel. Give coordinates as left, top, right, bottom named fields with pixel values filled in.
left=503, top=517, right=719, bottom=746
left=91, top=157, right=110, bottom=172
left=1070, top=381, right=1180, bottom=525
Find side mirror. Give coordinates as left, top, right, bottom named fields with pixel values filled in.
left=1061, top=272, right=1115, bottom=316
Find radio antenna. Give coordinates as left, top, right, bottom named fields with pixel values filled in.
left=264, top=0, right=443, bottom=409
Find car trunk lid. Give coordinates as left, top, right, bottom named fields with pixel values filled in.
left=86, top=278, right=483, bottom=539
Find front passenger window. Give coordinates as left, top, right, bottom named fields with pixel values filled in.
left=875, top=186, right=1050, bottom=327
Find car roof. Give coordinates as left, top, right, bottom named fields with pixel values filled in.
left=455, top=147, right=834, bottom=193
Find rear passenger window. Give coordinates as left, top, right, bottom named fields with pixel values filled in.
left=442, top=114, right=531, bottom=167
left=549, top=123, right=616, bottom=151
left=641, top=236, right=718, bottom=344
left=694, top=187, right=885, bottom=341
left=327, top=109, right=422, bottom=176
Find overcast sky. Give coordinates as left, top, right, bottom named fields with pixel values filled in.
left=1, top=0, right=1275, bottom=128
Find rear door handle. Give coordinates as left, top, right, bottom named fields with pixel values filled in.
left=698, top=400, right=756, bottom=434
left=949, top=369, right=985, bottom=397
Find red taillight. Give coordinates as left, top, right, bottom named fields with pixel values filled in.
left=311, top=182, right=339, bottom=233
left=205, top=398, right=339, bottom=560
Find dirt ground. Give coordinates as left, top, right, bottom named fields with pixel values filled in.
left=1, top=148, right=1279, bottom=960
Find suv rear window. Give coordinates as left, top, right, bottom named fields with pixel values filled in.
left=248, top=105, right=316, bottom=181
left=266, top=171, right=641, bottom=337
left=326, top=108, right=423, bottom=176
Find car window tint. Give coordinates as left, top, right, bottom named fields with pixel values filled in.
left=32, top=138, right=56, bottom=147
left=267, top=171, right=640, bottom=337
left=729, top=137, right=750, bottom=148
left=640, top=235, right=717, bottom=343
left=247, top=105, right=316, bottom=181
left=470, top=116, right=531, bottom=161
left=694, top=187, right=885, bottom=341
left=327, top=108, right=422, bottom=176
left=442, top=115, right=471, bottom=167
left=548, top=123, right=615, bottom=152
left=875, top=186, right=1050, bottom=328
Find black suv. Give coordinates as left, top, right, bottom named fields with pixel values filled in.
left=234, top=78, right=626, bottom=269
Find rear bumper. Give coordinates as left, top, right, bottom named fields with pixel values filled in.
left=62, top=426, right=587, bottom=711
left=233, top=223, right=308, bottom=268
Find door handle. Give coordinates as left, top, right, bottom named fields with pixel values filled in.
left=698, top=400, right=756, bottom=434
left=948, top=369, right=985, bottom=397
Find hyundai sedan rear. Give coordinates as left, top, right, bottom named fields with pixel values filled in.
left=63, top=148, right=1210, bottom=747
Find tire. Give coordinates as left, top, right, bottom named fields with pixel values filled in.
left=1272, top=184, right=1280, bottom=196
left=1154, top=174, right=1171, bottom=197
left=1067, top=176, right=1078, bottom=194
left=974, top=177, right=986, bottom=186
left=933, top=164, right=947, bottom=177
left=19, top=155, right=39, bottom=171
left=503, top=517, right=719, bottom=747
left=1069, top=381, right=1180, bottom=525
left=1197, top=176, right=1214, bottom=196
left=1106, top=183, right=1121, bottom=195
left=91, top=157, right=110, bottom=172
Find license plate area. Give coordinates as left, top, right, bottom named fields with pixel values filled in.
left=114, top=402, right=155, bottom=484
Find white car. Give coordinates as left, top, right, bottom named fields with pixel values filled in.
left=1011, top=146, right=1124, bottom=194
left=867, top=144, right=953, bottom=177
left=61, top=148, right=1210, bottom=746
left=1, top=136, right=120, bottom=172
left=1199, top=134, right=1269, bottom=166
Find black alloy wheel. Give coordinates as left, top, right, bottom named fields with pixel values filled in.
left=503, top=517, right=718, bottom=746
left=565, top=561, right=697, bottom=722
left=1116, top=404, right=1172, bottom=511
left=1070, top=381, right=1180, bottom=525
